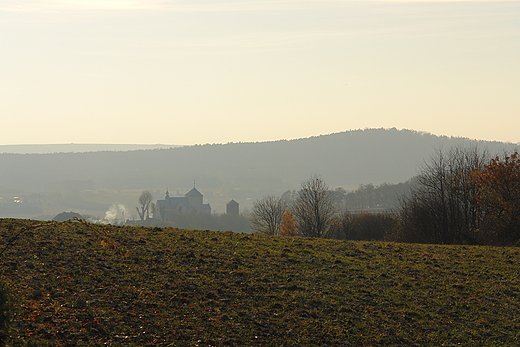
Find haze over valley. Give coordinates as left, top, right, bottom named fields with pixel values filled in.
left=0, top=128, right=517, bottom=226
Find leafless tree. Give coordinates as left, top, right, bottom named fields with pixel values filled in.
left=251, top=196, right=286, bottom=235
left=293, top=175, right=336, bottom=238
left=136, top=190, right=153, bottom=221
left=394, top=146, right=489, bottom=244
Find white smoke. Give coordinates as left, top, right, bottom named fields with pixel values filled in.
left=88, top=203, right=132, bottom=225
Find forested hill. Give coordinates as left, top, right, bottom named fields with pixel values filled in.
left=0, top=143, right=178, bottom=154
left=0, top=128, right=517, bottom=193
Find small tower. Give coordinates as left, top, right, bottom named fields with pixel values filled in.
left=226, top=199, right=239, bottom=215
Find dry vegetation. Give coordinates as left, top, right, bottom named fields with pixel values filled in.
left=0, top=219, right=519, bottom=346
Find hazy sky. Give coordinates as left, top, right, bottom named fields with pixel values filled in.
left=1, top=0, right=519, bottom=145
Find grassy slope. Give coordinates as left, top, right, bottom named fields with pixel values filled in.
left=0, top=219, right=519, bottom=346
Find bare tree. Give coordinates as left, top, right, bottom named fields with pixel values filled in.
left=251, top=196, right=286, bottom=235
left=136, top=190, right=153, bottom=221
left=394, top=146, right=489, bottom=244
left=293, top=175, right=336, bottom=238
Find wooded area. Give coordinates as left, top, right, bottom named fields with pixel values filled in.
left=253, top=148, right=520, bottom=246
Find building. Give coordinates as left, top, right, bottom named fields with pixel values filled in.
left=226, top=199, right=239, bottom=215
left=155, top=187, right=211, bottom=221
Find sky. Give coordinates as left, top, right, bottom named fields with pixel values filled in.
left=1, top=0, right=519, bottom=146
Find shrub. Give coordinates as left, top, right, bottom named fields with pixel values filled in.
left=332, top=212, right=396, bottom=241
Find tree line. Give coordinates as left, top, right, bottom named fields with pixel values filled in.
left=394, top=147, right=520, bottom=246
left=251, top=147, right=520, bottom=246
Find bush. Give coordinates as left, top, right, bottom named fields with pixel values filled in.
left=332, top=212, right=396, bottom=241
left=471, top=151, right=520, bottom=246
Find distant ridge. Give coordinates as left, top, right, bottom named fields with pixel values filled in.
left=0, top=143, right=180, bottom=154
left=0, top=128, right=518, bottom=193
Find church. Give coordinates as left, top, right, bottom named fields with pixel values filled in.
left=154, top=187, right=211, bottom=221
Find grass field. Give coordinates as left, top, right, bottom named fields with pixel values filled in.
left=0, top=218, right=519, bottom=346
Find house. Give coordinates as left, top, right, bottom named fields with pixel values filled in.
left=155, top=187, right=211, bottom=221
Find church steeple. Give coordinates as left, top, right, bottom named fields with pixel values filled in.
left=165, top=188, right=170, bottom=199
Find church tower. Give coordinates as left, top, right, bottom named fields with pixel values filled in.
left=185, top=186, right=203, bottom=214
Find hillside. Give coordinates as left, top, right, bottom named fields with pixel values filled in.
left=0, top=128, right=518, bottom=220
left=1, top=219, right=519, bottom=346
left=0, top=128, right=517, bottom=193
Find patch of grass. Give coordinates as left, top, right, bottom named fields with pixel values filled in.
left=0, top=218, right=519, bottom=346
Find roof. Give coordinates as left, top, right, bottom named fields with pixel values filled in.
left=227, top=199, right=239, bottom=206
left=185, top=187, right=203, bottom=197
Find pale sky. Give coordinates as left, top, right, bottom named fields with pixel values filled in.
left=1, top=0, right=519, bottom=145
